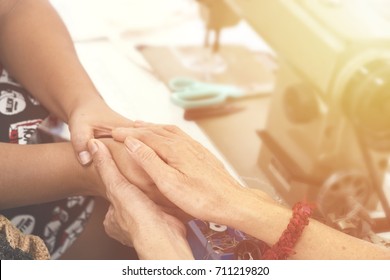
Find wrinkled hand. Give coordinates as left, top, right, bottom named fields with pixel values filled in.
left=112, top=122, right=248, bottom=225
left=68, top=98, right=132, bottom=165
left=89, top=139, right=193, bottom=259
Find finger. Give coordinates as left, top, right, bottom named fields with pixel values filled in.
left=141, top=124, right=189, bottom=138
left=118, top=131, right=200, bottom=174
left=161, top=124, right=189, bottom=138
left=120, top=129, right=212, bottom=173
left=88, top=139, right=132, bottom=199
left=162, top=206, right=193, bottom=223
left=113, top=126, right=170, bottom=142
left=131, top=120, right=189, bottom=138
left=124, top=136, right=178, bottom=196
left=93, top=126, right=113, bottom=138
left=113, top=126, right=192, bottom=165
left=111, top=120, right=147, bottom=142
left=71, top=124, right=94, bottom=165
left=114, top=129, right=174, bottom=160
left=112, top=124, right=187, bottom=142
left=89, top=139, right=156, bottom=209
left=133, top=120, right=154, bottom=128
left=112, top=127, right=135, bottom=142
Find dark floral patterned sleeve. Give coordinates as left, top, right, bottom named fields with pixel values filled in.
left=0, top=215, right=50, bottom=260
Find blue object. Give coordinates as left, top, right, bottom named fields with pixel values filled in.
left=186, top=220, right=248, bottom=260
left=169, top=77, right=244, bottom=109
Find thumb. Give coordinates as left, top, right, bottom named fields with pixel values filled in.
left=71, top=124, right=94, bottom=165
left=88, top=139, right=129, bottom=198
left=124, top=136, right=177, bottom=195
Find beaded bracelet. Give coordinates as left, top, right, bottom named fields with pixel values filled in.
left=262, top=202, right=314, bottom=260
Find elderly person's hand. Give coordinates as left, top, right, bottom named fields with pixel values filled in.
left=98, top=138, right=193, bottom=218
left=88, top=139, right=194, bottom=260
left=112, top=123, right=390, bottom=260
left=112, top=123, right=273, bottom=226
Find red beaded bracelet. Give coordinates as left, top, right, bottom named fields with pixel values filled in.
left=262, top=202, right=314, bottom=260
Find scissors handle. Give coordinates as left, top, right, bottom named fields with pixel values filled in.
left=171, top=89, right=226, bottom=109
left=169, top=77, right=244, bottom=109
left=169, top=77, right=198, bottom=91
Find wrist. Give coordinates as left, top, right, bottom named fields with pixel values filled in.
left=65, top=91, right=103, bottom=122
left=222, top=187, right=291, bottom=244
left=214, top=186, right=256, bottom=226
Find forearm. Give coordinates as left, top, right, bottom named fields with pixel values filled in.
left=227, top=188, right=390, bottom=259
left=0, top=142, right=104, bottom=209
left=0, top=0, right=100, bottom=122
left=0, top=138, right=143, bottom=209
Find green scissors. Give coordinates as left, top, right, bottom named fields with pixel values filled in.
left=169, top=77, right=244, bottom=109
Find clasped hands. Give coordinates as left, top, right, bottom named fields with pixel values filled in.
left=86, top=121, right=251, bottom=260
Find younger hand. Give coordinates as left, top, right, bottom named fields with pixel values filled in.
left=68, top=98, right=132, bottom=165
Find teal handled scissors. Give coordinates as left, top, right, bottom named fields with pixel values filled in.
left=169, top=77, right=245, bottom=109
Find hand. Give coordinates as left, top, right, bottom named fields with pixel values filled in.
left=112, top=123, right=251, bottom=225
left=97, top=138, right=192, bottom=216
left=89, top=139, right=194, bottom=259
left=68, top=98, right=132, bottom=165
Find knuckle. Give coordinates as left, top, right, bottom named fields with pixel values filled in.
left=125, top=130, right=151, bottom=143
left=137, top=147, right=156, bottom=162
left=163, top=145, right=177, bottom=162
left=195, top=149, right=206, bottom=160
left=163, top=124, right=181, bottom=134
left=106, top=177, right=129, bottom=196
left=93, top=154, right=110, bottom=169
left=137, top=130, right=154, bottom=141
left=157, top=171, right=179, bottom=194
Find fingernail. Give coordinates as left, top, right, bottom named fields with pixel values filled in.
left=89, top=140, right=99, bottom=155
left=125, top=138, right=141, bottom=152
left=79, top=151, right=92, bottom=165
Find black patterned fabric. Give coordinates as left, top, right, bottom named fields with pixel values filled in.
left=0, top=69, right=94, bottom=259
